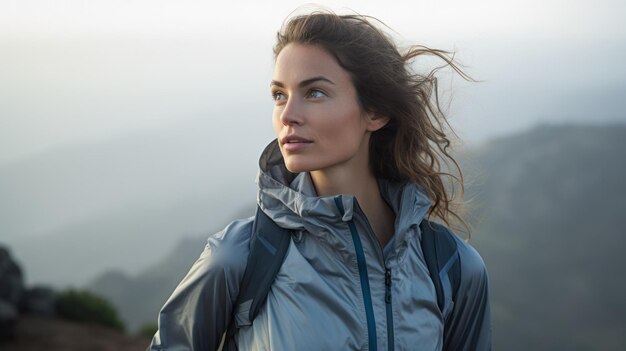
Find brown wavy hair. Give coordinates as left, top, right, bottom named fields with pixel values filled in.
left=274, top=11, right=472, bottom=236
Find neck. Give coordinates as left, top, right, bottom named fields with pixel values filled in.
left=310, top=166, right=378, bottom=200
left=310, top=168, right=396, bottom=247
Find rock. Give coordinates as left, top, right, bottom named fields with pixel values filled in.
left=0, top=246, right=24, bottom=306
left=20, top=286, right=57, bottom=317
left=0, top=298, right=18, bottom=342
left=0, top=246, right=24, bottom=343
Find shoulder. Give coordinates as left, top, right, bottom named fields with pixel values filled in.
left=444, top=232, right=492, bottom=349
left=207, top=217, right=254, bottom=252
left=203, top=217, right=254, bottom=273
left=165, top=217, right=254, bottom=305
left=438, top=234, right=492, bottom=351
left=450, top=234, right=489, bottom=292
left=420, top=220, right=489, bottom=288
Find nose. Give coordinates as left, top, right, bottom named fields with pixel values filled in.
left=279, top=97, right=304, bottom=126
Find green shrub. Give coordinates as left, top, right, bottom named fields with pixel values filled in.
left=55, top=288, right=125, bottom=332
left=137, top=322, right=158, bottom=339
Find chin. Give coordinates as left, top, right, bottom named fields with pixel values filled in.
left=283, top=157, right=321, bottom=174
left=283, top=161, right=309, bottom=174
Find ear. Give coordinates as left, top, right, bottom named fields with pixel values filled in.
left=365, top=113, right=390, bottom=132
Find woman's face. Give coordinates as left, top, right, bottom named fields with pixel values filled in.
left=271, top=44, right=386, bottom=176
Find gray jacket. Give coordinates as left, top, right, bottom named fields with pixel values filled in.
left=149, top=141, right=491, bottom=350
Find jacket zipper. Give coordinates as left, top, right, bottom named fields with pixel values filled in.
left=353, top=199, right=395, bottom=351
left=385, top=268, right=394, bottom=351
left=334, top=196, right=378, bottom=351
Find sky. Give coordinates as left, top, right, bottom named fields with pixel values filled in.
left=1, top=0, right=625, bottom=165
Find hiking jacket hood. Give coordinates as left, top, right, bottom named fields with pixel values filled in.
left=149, top=140, right=491, bottom=351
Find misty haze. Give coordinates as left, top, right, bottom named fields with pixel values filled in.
left=2, top=1, right=626, bottom=350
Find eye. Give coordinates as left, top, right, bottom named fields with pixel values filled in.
left=271, top=91, right=286, bottom=102
left=306, top=89, right=327, bottom=99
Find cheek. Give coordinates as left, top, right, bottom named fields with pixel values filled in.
left=318, top=123, right=345, bottom=145
left=318, top=107, right=365, bottom=148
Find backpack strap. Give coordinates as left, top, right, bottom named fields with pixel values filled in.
left=419, top=220, right=461, bottom=322
left=225, top=207, right=292, bottom=338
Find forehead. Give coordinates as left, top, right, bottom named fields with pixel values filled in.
left=273, top=44, right=351, bottom=85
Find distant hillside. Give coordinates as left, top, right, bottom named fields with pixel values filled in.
left=462, top=123, right=626, bottom=350
left=91, top=123, right=626, bottom=349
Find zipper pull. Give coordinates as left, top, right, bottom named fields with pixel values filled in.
left=385, top=268, right=392, bottom=303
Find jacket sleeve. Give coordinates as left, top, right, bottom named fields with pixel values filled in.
left=148, top=218, right=253, bottom=351
left=444, top=240, right=492, bottom=351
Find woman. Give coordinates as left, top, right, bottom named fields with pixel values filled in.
left=149, top=11, right=491, bottom=351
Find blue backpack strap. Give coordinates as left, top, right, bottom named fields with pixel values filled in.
left=225, top=207, right=292, bottom=340
left=420, top=220, right=461, bottom=323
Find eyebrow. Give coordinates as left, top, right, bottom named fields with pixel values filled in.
left=270, top=76, right=335, bottom=88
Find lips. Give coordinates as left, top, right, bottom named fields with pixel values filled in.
left=280, top=135, right=313, bottom=152
left=281, top=135, right=313, bottom=145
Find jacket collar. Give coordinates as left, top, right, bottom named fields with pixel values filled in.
left=256, top=139, right=432, bottom=244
